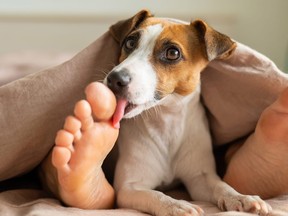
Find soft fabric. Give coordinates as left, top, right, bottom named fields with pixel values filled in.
left=202, top=43, right=288, bottom=145
left=0, top=25, right=288, bottom=215
left=0, top=51, right=74, bottom=86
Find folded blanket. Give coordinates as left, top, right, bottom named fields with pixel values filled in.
left=0, top=19, right=287, bottom=215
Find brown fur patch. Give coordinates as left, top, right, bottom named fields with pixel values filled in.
left=140, top=18, right=209, bottom=97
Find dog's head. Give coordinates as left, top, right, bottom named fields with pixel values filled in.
left=104, top=10, right=236, bottom=124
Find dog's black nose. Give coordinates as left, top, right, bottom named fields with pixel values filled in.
left=107, top=69, right=132, bottom=94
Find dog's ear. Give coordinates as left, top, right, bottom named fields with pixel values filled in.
left=191, top=20, right=237, bottom=61
left=110, top=10, right=153, bottom=44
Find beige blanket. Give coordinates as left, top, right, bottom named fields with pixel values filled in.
left=0, top=25, right=288, bottom=215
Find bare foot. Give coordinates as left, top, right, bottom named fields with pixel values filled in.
left=224, top=87, right=288, bottom=199
left=51, top=82, right=118, bottom=209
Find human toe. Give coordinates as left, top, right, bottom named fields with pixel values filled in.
left=74, top=100, right=94, bottom=131
left=52, top=146, right=71, bottom=173
left=64, top=116, right=81, bottom=133
left=85, top=82, right=116, bottom=121
left=55, top=130, right=74, bottom=148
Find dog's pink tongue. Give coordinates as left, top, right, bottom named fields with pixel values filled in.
left=113, top=99, right=128, bottom=128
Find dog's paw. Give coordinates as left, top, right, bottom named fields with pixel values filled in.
left=160, top=199, right=204, bottom=216
left=217, top=194, right=272, bottom=216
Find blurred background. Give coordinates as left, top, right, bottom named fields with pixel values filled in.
left=0, top=0, right=287, bottom=83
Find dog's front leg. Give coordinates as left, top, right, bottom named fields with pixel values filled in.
left=114, top=146, right=204, bottom=216
left=117, top=186, right=204, bottom=216
left=213, top=179, right=272, bottom=215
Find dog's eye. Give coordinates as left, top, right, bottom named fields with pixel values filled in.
left=124, top=36, right=137, bottom=51
left=165, top=47, right=181, bottom=61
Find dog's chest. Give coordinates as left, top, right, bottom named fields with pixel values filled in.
left=143, top=109, right=187, bottom=156
left=119, top=92, right=202, bottom=163
left=117, top=90, right=210, bottom=189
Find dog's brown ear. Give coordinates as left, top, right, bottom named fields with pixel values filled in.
left=191, top=20, right=236, bottom=61
left=110, top=10, right=153, bottom=44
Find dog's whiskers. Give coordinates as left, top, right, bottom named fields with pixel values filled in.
left=105, top=62, right=117, bottom=68
left=91, top=62, right=117, bottom=82
left=91, top=69, right=110, bottom=82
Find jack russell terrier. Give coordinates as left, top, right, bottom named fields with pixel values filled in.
left=104, top=10, right=271, bottom=216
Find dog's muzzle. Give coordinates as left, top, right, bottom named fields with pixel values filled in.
left=107, top=69, right=131, bottom=98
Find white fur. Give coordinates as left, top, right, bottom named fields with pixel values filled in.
left=104, top=24, right=163, bottom=118
left=109, top=23, right=270, bottom=216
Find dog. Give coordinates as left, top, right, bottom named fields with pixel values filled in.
left=104, top=10, right=271, bottom=216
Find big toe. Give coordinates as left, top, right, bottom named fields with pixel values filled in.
left=85, top=82, right=116, bottom=121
